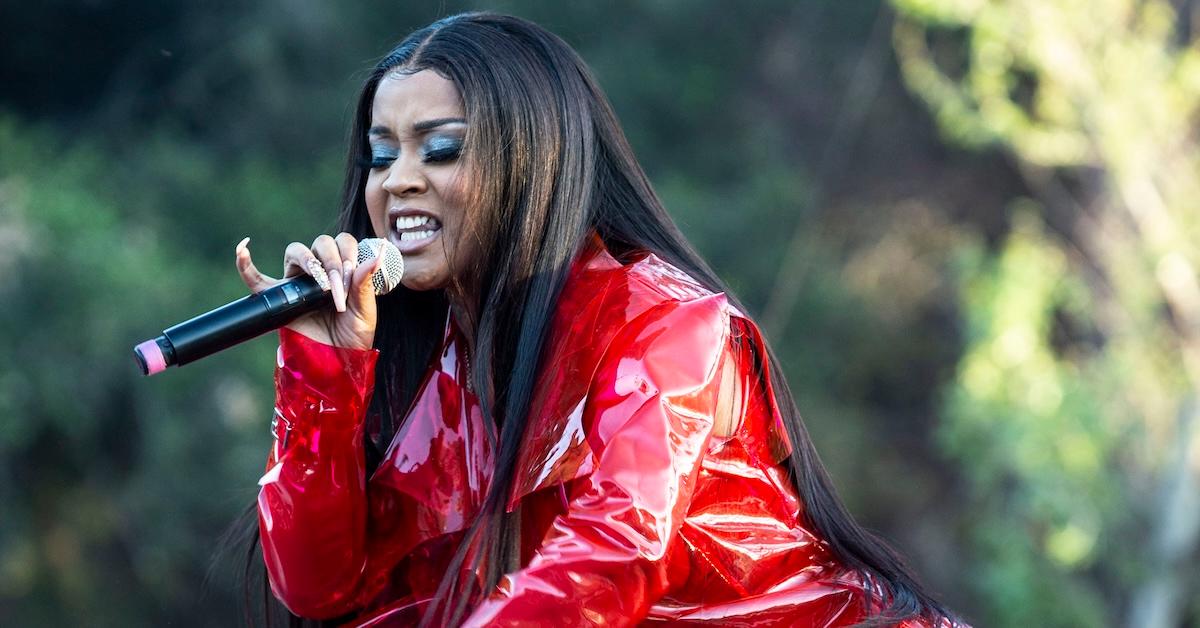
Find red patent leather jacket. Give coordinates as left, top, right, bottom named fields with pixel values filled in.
left=258, top=237, right=901, bottom=626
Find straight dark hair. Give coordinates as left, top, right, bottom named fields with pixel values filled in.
left=232, top=11, right=958, bottom=627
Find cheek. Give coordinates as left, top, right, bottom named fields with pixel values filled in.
left=443, top=187, right=477, bottom=267
left=436, top=169, right=473, bottom=228
left=365, top=173, right=389, bottom=234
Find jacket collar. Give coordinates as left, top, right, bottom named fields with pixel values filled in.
left=505, top=232, right=625, bottom=506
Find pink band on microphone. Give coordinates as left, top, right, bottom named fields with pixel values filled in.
left=136, top=339, right=167, bottom=375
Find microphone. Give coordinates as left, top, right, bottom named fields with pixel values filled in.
left=133, top=238, right=404, bottom=376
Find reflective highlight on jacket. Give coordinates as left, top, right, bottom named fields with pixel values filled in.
left=258, top=238, right=893, bottom=626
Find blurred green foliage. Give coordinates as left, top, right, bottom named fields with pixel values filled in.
left=894, top=0, right=1200, bottom=626
left=943, top=211, right=1119, bottom=626
left=1, top=1, right=1195, bottom=626
left=0, top=113, right=321, bottom=625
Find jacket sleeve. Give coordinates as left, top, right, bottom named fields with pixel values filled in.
left=464, top=294, right=730, bottom=627
left=257, top=326, right=379, bottom=619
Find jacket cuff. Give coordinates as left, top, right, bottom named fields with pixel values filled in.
left=274, top=327, right=380, bottom=434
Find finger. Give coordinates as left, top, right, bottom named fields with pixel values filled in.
left=347, top=245, right=386, bottom=313
left=311, top=234, right=346, bottom=312
left=334, top=233, right=359, bottom=293
left=235, top=237, right=278, bottom=293
left=283, top=241, right=330, bottom=291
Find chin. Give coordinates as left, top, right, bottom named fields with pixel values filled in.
left=400, top=271, right=450, bottom=292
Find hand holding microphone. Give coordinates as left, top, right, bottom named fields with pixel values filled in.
left=238, top=233, right=399, bottom=351
left=133, top=233, right=404, bottom=375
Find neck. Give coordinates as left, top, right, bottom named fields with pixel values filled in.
left=447, top=290, right=476, bottom=349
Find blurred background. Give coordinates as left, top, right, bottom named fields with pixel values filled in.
left=1, top=1, right=1198, bottom=626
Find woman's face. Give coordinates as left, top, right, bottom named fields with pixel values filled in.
left=364, top=69, right=474, bottom=291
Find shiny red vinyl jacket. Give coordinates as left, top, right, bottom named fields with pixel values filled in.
left=258, top=236, right=911, bottom=627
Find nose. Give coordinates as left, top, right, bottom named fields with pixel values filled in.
left=381, top=154, right=427, bottom=197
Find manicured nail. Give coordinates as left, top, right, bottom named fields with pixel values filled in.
left=364, top=251, right=385, bottom=295
left=306, top=258, right=331, bottom=290
left=329, top=269, right=346, bottom=312
left=342, top=260, right=353, bottom=291
left=237, top=236, right=250, bottom=252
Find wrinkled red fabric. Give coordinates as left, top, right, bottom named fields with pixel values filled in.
left=258, top=237, right=905, bottom=626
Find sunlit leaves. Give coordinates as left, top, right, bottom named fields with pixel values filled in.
left=894, top=0, right=1200, bottom=625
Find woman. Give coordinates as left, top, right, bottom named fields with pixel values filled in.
left=233, top=12, right=958, bottom=627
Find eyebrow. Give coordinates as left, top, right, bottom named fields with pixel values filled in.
left=368, top=117, right=466, bottom=136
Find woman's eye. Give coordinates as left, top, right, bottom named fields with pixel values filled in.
left=361, top=146, right=397, bottom=170
left=422, top=137, right=463, bottom=163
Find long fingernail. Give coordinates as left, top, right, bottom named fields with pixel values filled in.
left=237, top=236, right=250, bottom=252
left=342, top=260, right=353, bottom=292
left=329, top=269, right=346, bottom=312
left=306, top=258, right=331, bottom=290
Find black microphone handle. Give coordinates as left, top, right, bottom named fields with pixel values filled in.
left=155, top=274, right=331, bottom=369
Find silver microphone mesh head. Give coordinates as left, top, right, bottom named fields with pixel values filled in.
left=357, top=238, right=404, bottom=295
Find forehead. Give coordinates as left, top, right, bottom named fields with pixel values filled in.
left=370, top=70, right=464, bottom=130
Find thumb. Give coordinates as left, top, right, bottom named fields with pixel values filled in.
left=235, top=237, right=278, bottom=294
left=346, top=249, right=385, bottom=316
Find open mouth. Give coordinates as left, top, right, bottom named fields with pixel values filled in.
left=392, top=214, right=443, bottom=249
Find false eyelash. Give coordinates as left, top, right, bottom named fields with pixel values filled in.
left=423, top=146, right=462, bottom=163
left=356, top=155, right=395, bottom=170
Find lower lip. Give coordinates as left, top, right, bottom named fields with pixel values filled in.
left=390, top=228, right=441, bottom=254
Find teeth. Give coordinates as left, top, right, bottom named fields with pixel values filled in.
left=395, top=215, right=433, bottom=230
left=399, top=230, right=436, bottom=241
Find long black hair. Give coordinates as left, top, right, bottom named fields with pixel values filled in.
left=235, top=11, right=957, bottom=627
